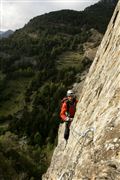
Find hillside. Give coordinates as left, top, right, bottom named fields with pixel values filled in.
left=43, top=1, right=120, bottom=179
left=0, top=0, right=117, bottom=117
left=0, top=0, right=118, bottom=179
left=23, top=0, right=118, bottom=34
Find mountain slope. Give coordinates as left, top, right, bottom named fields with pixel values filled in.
left=0, top=30, right=14, bottom=38
left=43, top=1, right=120, bottom=179
left=0, top=0, right=117, bottom=117
left=0, top=31, right=4, bottom=35
left=24, top=0, right=118, bottom=34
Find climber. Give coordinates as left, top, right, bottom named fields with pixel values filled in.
left=60, top=89, right=78, bottom=141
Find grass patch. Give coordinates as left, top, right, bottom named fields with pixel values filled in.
left=57, top=51, right=83, bottom=70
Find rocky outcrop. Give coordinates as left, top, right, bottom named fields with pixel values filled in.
left=83, top=29, right=103, bottom=61
left=43, top=1, right=120, bottom=179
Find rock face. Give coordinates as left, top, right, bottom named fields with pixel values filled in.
left=43, top=1, right=120, bottom=179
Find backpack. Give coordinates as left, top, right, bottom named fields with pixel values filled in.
left=61, top=97, right=70, bottom=112
left=61, top=96, right=76, bottom=107
left=60, top=97, right=76, bottom=118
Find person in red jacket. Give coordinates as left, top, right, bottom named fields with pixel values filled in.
left=60, top=89, right=78, bottom=141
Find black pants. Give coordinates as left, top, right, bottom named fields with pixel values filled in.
left=64, top=122, right=71, bottom=141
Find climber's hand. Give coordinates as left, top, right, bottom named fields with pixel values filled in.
left=65, top=117, right=70, bottom=122
left=66, top=117, right=73, bottom=122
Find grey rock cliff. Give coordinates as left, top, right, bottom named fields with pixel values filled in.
left=43, top=1, right=120, bottom=179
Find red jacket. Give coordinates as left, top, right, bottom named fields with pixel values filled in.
left=60, top=98, right=78, bottom=121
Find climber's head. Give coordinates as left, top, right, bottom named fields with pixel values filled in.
left=67, top=89, right=75, bottom=100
